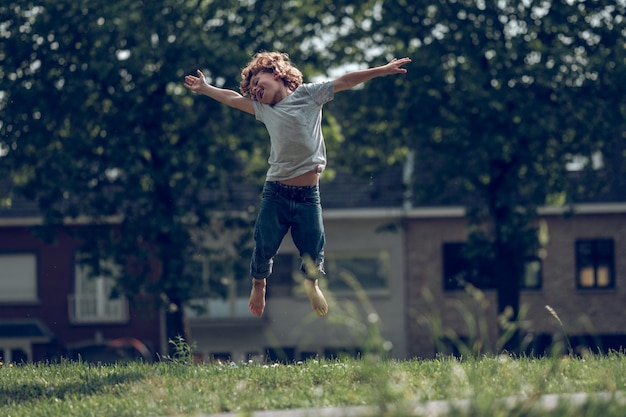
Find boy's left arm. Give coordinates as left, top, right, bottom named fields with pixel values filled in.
left=333, top=57, right=411, bottom=92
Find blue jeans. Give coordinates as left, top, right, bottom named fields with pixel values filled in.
left=250, top=181, right=326, bottom=280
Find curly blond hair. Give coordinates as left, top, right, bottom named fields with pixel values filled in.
left=239, top=51, right=303, bottom=99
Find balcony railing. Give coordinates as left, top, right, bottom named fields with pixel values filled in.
left=185, top=298, right=255, bottom=320
left=68, top=294, right=129, bottom=324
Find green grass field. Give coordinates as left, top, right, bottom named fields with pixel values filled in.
left=2, top=352, right=626, bottom=417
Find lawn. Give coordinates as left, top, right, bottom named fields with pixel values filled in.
left=1, top=352, right=626, bottom=417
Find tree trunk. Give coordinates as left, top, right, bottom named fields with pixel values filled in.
left=164, top=289, right=191, bottom=356
left=494, top=241, right=522, bottom=354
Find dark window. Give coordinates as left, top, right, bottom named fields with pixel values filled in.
left=323, top=347, right=363, bottom=360
left=264, top=346, right=296, bottom=362
left=10, top=348, right=28, bottom=364
left=267, top=253, right=297, bottom=297
left=521, top=257, right=543, bottom=290
left=209, top=352, right=231, bottom=363
left=325, top=251, right=390, bottom=293
left=443, top=242, right=542, bottom=291
left=443, top=243, right=478, bottom=291
left=576, top=239, right=615, bottom=289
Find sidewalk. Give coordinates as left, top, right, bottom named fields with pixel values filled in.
left=201, top=391, right=626, bottom=417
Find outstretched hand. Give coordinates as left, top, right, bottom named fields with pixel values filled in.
left=184, top=70, right=207, bottom=92
left=383, top=57, right=411, bottom=74
left=333, top=56, right=412, bottom=92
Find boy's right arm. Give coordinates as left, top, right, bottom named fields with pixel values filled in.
left=184, top=70, right=255, bottom=115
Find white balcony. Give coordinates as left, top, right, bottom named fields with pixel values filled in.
left=185, top=298, right=252, bottom=320
left=68, top=294, right=129, bottom=324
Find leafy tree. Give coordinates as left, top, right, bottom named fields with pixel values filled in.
left=1, top=0, right=254, bottom=347
left=0, top=0, right=374, bottom=349
left=323, top=0, right=626, bottom=351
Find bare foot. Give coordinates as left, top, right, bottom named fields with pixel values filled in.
left=303, top=279, right=328, bottom=317
left=248, top=278, right=266, bottom=316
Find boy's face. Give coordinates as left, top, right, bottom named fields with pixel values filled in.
left=250, top=71, right=285, bottom=105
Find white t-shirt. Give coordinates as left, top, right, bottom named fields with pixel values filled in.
left=253, top=81, right=335, bottom=182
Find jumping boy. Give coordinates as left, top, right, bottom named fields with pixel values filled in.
left=184, top=52, right=411, bottom=317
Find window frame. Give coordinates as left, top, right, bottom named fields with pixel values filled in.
left=443, top=242, right=477, bottom=291
left=254, top=250, right=393, bottom=296
left=323, top=250, right=391, bottom=295
left=575, top=239, right=615, bottom=290
left=0, top=252, right=39, bottom=303
left=70, top=253, right=128, bottom=324
left=442, top=242, right=543, bottom=292
left=185, top=253, right=258, bottom=320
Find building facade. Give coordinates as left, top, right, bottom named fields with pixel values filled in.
left=405, top=204, right=626, bottom=358
left=0, top=223, right=162, bottom=363
left=1, top=171, right=624, bottom=362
